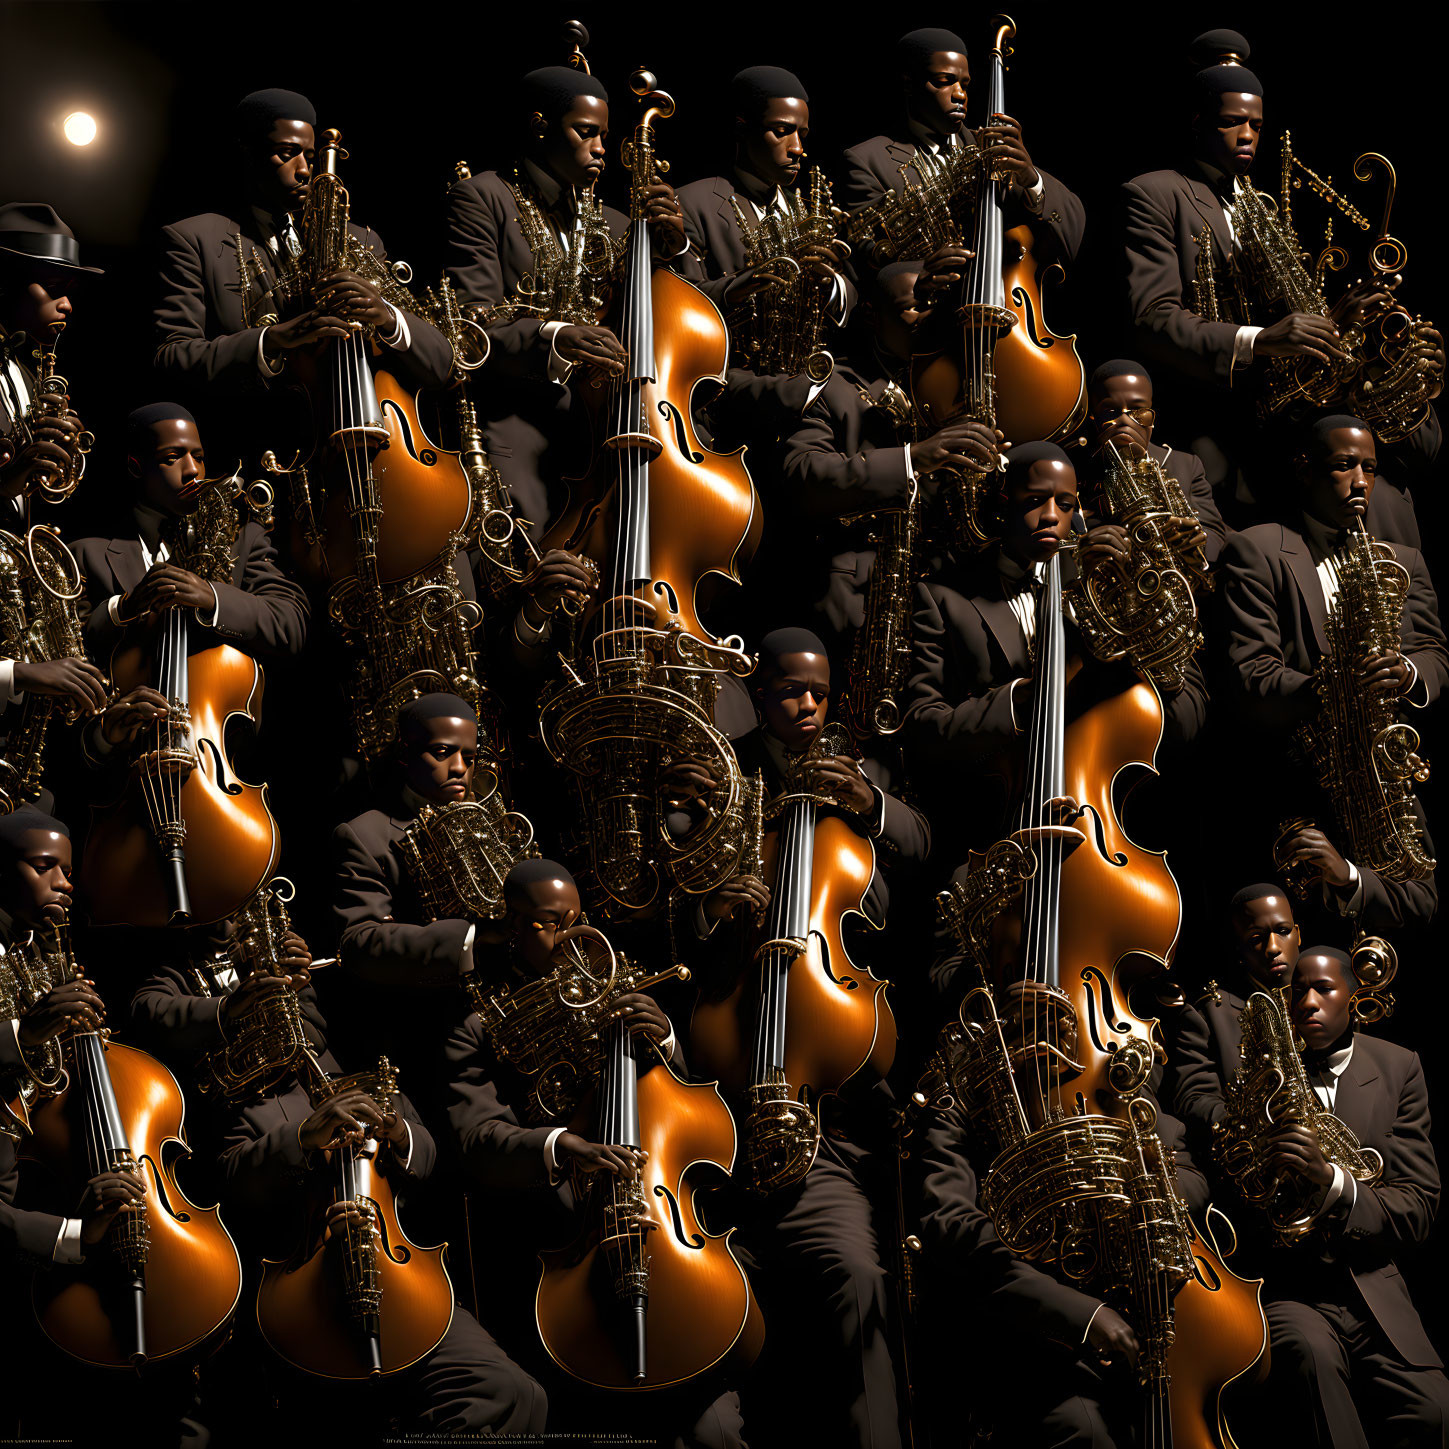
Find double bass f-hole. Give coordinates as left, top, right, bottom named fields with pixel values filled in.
left=653, top=1184, right=706, bottom=1250
left=198, top=737, right=241, bottom=797
left=816, top=929, right=860, bottom=991
left=1078, top=965, right=1132, bottom=1054
left=379, top=399, right=438, bottom=467
left=657, top=401, right=704, bottom=463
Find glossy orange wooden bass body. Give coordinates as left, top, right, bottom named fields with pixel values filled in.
left=978, top=551, right=1262, bottom=1446
left=297, top=366, right=473, bottom=589
left=82, top=632, right=277, bottom=929
left=912, top=21, right=1084, bottom=456
left=692, top=731, right=895, bottom=1190
left=257, top=1067, right=453, bottom=1379
left=536, top=1026, right=764, bottom=1389
left=23, top=968, right=242, bottom=1366
left=543, top=79, right=760, bottom=651
left=1167, top=1216, right=1268, bottom=1449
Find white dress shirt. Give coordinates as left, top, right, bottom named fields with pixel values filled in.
left=1306, top=1038, right=1358, bottom=1218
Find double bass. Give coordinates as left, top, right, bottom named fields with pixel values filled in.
left=691, top=725, right=895, bottom=1192
left=256, top=1056, right=454, bottom=1378
left=538, top=69, right=762, bottom=914
left=22, top=918, right=242, bottom=1366
left=942, top=545, right=1265, bottom=1447
left=912, top=16, right=1085, bottom=545
left=81, top=470, right=278, bottom=927
left=536, top=926, right=764, bottom=1388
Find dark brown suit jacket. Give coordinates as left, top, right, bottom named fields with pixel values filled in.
left=1078, top=439, right=1228, bottom=566
left=906, top=555, right=1212, bottom=766
left=841, top=131, right=1085, bottom=267
left=128, top=959, right=336, bottom=1074
left=154, top=209, right=453, bottom=399
left=216, top=1073, right=435, bottom=1253
left=0, top=1130, right=64, bottom=1264
left=1214, top=522, right=1447, bottom=735
left=72, top=521, right=309, bottom=664
left=1121, top=169, right=1241, bottom=388
left=443, top=169, right=628, bottom=542
left=331, top=804, right=472, bottom=991
left=675, top=174, right=858, bottom=317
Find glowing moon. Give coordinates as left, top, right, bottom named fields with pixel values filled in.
left=63, top=112, right=97, bottom=147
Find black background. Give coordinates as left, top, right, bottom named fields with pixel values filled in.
left=2, top=0, right=1446, bottom=1385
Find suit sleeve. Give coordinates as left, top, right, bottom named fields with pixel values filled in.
left=840, top=145, right=888, bottom=213
left=1022, top=169, right=1086, bottom=269
left=677, top=197, right=732, bottom=311
left=0, top=1134, right=65, bottom=1265
left=153, top=224, right=267, bottom=393
left=1402, top=550, right=1448, bottom=708
left=443, top=178, right=552, bottom=381
left=218, top=1106, right=310, bottom=1221
left=1338, top=1052, right=1439, bottom=1259
left=333, top=822, right=471, bottom=989
left=1355, top=864, right=1437, bottom=939
left=209, top=526, right=309, bottom=658
left=919, top=1102, right=1103, bottom=1345
left=861, top=755, right=931, bottom=865
left=1162, top=654, right=1210, bottom=749
left=129, top=967, right=225, bottom=1059
left=1181, top=452, right=1226, bottom=564
left=356, top=225, right=456, bottom=393
left=1214, top=531, right=1317, bottom=730
left=1122, top=181, right=1240, bottom=387
left=904, top=581, right=1021, bottom=765
left=780, top=395, right=912, bottom=517
left=1157, top=999, right=1227, bottom=1152
left=445, top=1013, right=555, bottom=1191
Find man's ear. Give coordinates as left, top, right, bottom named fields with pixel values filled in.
left=126, top=454, right=142, bottom=481
left=531, top=110, right=549, bottom=142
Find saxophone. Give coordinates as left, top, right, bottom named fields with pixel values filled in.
left=727, top=168, right=843, bottom=382
left=1225, top=176, right=1361, bottom=421
left=397, top=783, right=540, bottom=925
left=0, top=918, right=70, bottom=1137
left=478, top=166, right=619, bottom=328
left=191, top=879, right=324, bottom=1103
left=1066, top=443, right=1210, bottom=695
left=1214, top=985, right=1383, bottom=1244
left=467, top=922, right=688, bottom=1125
left=1295, top=519, right=1434, bottom=882
left=843, top=380, right=923, bottom=738
left=845, top=140, right=984, bottom=265
left=0, top=525, right=91, bottom=812
left=416, top=268, right=535, bottom=601
left=0, top=329, right=94, bottom=505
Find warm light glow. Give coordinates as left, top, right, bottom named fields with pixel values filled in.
left=63, top=111, right=97, bottom=146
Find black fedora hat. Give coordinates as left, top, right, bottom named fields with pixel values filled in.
left=0, top=202, right=104, bottom=276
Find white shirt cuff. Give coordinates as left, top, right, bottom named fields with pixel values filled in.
left=378, top=303, right=411, bottom=352
left=1330, top=862, right=1364, bottom=916
left=1081, top=1303, right=1105, bottom=1345
left=544, top=1126, right=568, bottom=1181
left=0, top=659, right=19, bottom=705
left=397, top=1119, right=415, bottom=1172
left=5, top=1018, right=20, bottom=1056
left=659, top=1028, right=677, bottom=1060
left=257, top=327, right=285, bottom=378
left=1008, top=677, right=1030, bottom=734
left=54, top=1216, right=85, bottom=1264
left=1316, top=1164, right=1350, bottom=1218
left=826, top=272, right=848, bottom=324
left=902, top=443, right=917, bottom=484
left=460, top=923, right=476, bottom=976
left=867, top=783, right=888, bottom=840
left=106, top=593, right=126, bottom=628
left=659, top=230, right=690, bottom=261
left=197, top=583, right=220, bottom=629
left=1234, top=325, right=1263, bottom=368
left=1022, top=173, right=1046, bottom=212
left=541, top=321, right=574, bottom=385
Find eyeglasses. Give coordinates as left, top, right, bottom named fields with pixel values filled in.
left=1090, top=405, right=1156, bottom=425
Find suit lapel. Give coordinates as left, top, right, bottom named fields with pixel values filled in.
left=1279, top=526, right=1331, bottom=656
left=107, top=537, right=146, bottom=595
left=885, top=138, right=922, bottom=192
left=1182, top=174, right=1233, bottom=260
left=1331, top=1039, right=1381, bottom=1141
left=971, top=591, right=1028, bottom=673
